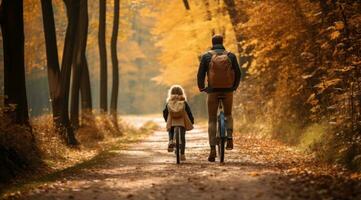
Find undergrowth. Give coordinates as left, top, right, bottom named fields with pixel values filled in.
left=0, top=112, right=157, bottom=196
left=232, top=0, right=361, bottom=170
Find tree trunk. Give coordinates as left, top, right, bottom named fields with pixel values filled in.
left=70, top=44, right=81, bottom=129
left=41, top=0, right=80, bottom=144
left=0, top=2, right=3, bottom=22
left=99, top=0, right=108, bottom=113
left=79, top=1, right=92, bottom=122
left=110, top=0, right=119, bottom=118
left=80, top=56, right=93, bottom=120
left=70, top=0, right=88, bottom=129
left=183, top=0, right=190, bottom=10
left=1, top=0, right=29, bottom=125
left=59, top=0, right=81, bottom=145
left=40, top=0, right=62, bottom=128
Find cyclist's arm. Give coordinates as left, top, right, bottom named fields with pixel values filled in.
left=162, top=104, right=168, bottom=122
left=197, top=54, right=209, bottom=92
left=185, top=102, right=194, bottom=124
left=230, top=53, right=241, bottom=90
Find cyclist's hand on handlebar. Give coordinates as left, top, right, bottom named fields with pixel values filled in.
left=201, top=87, right=213, bottom=93
left=200, top=87, right=210, bottom=93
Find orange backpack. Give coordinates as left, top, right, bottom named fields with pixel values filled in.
left=207, top=50, right=235, bottom=88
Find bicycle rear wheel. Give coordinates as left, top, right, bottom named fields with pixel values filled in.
left=175, top=127, right=181, bottom=164
left=218, top=112, right=226, bottom=163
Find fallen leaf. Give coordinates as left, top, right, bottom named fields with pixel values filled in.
left=330, top=31, right=341, bottom=40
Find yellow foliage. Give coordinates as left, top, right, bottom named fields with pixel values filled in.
left=148, top=0, right=238, bottom=95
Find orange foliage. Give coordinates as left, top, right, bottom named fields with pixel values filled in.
left=148, top=0, right=238, bottom=95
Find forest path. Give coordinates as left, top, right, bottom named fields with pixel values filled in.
left=17, top=116, right=357, bottom=200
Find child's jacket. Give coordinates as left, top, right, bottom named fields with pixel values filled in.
left=163, top=95, right=194, bottom=131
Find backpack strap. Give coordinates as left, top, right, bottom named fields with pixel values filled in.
left=208, top=50, right=217, bottom=56
left=208, top=50, right=229, bottom=56
left=222, top=50, right=229, bottom=55
left=223, top=51, right=232, bottom=64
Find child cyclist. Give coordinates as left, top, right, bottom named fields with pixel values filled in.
left=163, top=85, right=194, bottom=161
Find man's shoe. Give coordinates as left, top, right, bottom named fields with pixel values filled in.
left=208, top=146, right=216, bottom=162
left=180, top=154, right=186, bottom=161
left=226, top=138, right=233, bottom=150
left=168, top=140, right=174, bottom=152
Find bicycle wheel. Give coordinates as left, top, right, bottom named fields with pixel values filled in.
left=220, top=137, right=225, bottom=163
left=175, top=127, right=180, bottom=164
left=218, top=112, right=226, bottom=163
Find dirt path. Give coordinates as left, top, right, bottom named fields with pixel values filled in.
left=14, top=116, right=361, bottom=200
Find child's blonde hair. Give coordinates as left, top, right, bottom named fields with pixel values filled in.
left=166, top=85, right=187, bottom=102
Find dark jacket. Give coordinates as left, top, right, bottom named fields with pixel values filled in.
left=163, top=101, right=194, bottom=124
left=197, top=44, right=241, bottom=93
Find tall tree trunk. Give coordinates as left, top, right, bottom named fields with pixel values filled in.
left=70, top=0, right=89, bottom=129
left=80, top=56, right=92, bottom=119
left=1, top=0, right=29, bottom=125
left=183, top=0, right=190, bottom=10
left=40, top=0, right=62, bottom=128
left=79, top=1, right=92, bottom=123
left=110, top=0, right=119, bottom=118
left=41, top=0, right=80, bottom=144
left=59, top=0, right=81, bottom=145
left=70, top=42, right=81, bottom=129
left=99, top=0, right=108, bottom=113
left=0, top=3, right=3, bottom=22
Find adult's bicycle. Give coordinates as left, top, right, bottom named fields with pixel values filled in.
left=201, top=88, right=228, bottom=163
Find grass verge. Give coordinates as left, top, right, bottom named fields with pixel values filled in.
left=0, top=116, right=158, bottom=199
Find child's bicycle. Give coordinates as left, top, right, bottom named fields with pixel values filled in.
left=173, top=126, right=184, bottom=164
left=216, top=95, right=227, bottom=163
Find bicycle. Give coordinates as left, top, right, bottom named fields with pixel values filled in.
left=201, top=88, right=228, bottom=163
left=216, top=95, right=227, bottom=163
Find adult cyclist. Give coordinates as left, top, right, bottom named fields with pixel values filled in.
left=197, top=34, right=241, bottom=162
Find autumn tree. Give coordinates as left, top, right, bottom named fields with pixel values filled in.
left=40, top=0, right=62, bottom=128
left=70, top=0, right=92, bottom=128
left=152, top=0, right=238, bottom=95
left=110, top=0, right=120, bottom=119
left=99, top=0, right=108, bottom=113
left=0, top=0, right=29, bottom=125
left=223, top=0, right=252, bottom=71
left=41, top=0, right=80, bottom=144
left=79, top=52, right=93, bottom=123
